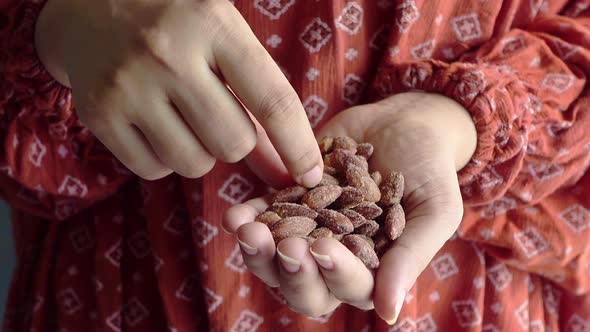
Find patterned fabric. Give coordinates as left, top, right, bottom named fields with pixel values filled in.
left=1, top=0, right=590, bottom=331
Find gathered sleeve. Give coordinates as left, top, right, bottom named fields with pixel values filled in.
left=0, top=0, right=133, bottom=220
left=370, top=0, right=590, bottom=208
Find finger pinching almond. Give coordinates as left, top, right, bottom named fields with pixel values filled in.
left=253, top=136, right=406, bottom=269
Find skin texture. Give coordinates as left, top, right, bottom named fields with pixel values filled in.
left=223, top=92, right=477, bottom=323
left=35, top=0, right=322, bottom=187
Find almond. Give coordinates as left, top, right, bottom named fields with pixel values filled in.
left=356, top=234, right=375, bottom=249
left=341, top=235, right=379, bottom=269
left=334, top=186, right=364, bottom=209
left=319, top=136, right=334, bottom=154
left=356, top=143, right=374, bottom=159
left=309, top=227, right=333, bottom=239
left=255, top=211, right=281, bottom=228
left=352, top=201, right=383, bottom=219
left=269, top=203, right=318, bottom=219
left=333, top=233, right=344, bottom=241
left=273, top=185, right=309, bottom=203
left=316, top=209, right=354, bottom=234
left=333, top=136, right=358, bottom=153
left=385, top=203, right=406, bottom=240
left=373, top=231, right=393, bottom=257
left=339, top=209, right=367, bottom=228
left=346, top=165, right=381, bottom=202
left=319, top=172, right=340, bottom=186
left=324, top=165, right=338, bottom=175
left=302, top=185, right=343, bottom=209
left=370, top=171, right=382, bottom=186
left=354, top=219, right=380, bottom=237
left=379, top=171, right=404, bottom=206
left=332, top=149, right=369, bottom=174
left=271, top=217, right=317, bottom=242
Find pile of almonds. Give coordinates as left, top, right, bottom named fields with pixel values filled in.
left=255, top=136, right=406, bottom=269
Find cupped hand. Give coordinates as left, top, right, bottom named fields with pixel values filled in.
left=222, top=92, right=477, bottom=323
left=36, top=0, right=321, bottom=186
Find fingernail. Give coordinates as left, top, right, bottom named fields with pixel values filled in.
left=297, top=165, right=322, bottom=188
left=221, top=224, right=232, bottom=235
left=277, top=248, right=301, bottom=273
left=385, top=291, right=405, bottom=325
left=309, top=248, right=334, bottom=270
left=237, top=238, right=258, bottom=256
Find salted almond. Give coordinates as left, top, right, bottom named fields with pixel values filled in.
left=379, top=171, right=404, bottom=206
left=271, top=217, right=317, bottom=243
left=316, top=209, right=354, bottom=234
left=341, top=235, right=379, bottom=269
left=269, top=203, right=318, bottom=219
left=385, top=203, right=406, bottom=240
left=302, top=185, right=343, bottom=209
left=346, top=165, right=381, bottom=202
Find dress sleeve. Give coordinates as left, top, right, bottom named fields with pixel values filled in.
left=0, top=0, right=133, bottom=220
left=369, top=0, right=590, bottom=208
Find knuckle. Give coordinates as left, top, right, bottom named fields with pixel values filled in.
left=161, top=145, right=214, bottom=178
left=218, top=132, right=257, bottom=163
left=256, top=87, right=300, bottom=124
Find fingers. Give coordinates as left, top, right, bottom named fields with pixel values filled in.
left=244, top=118, right=293, bottom=188
left=275, top=237, right=340, bottom=317
left=373, top=200, right=463, bottom=324
left=236, top=222, right=280, bottom=287
left=170, top=65, right=257, bottom=163
left=222, top=197, right=270, bottom=234
left=213, top=18, right=323, bottom=187
left=132, top=96, right=216, bottom=178
left=83, top=113, right=172, bottom=180
left=309, top=238, right=375, bottom=310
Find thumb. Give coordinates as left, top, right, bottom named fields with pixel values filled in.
left=244, top=118, right=294, bottom=188
left=373, top=175, right=463, bottom=324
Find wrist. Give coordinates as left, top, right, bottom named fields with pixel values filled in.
left=378, top=92, right=477, bottom=171
left=35, top=0, right=71, bottom=86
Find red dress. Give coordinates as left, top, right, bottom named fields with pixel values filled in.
left=1, top=0, right=589, bottom=331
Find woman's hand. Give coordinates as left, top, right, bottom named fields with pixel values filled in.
left=223, top=92, right=477, bottom=323
left=35, top=0, right=322, bottom=186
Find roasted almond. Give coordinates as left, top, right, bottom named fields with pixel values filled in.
left=385, top=203, right=406, bottom=240
left=370, top=171, right=382, bottom=186
left=273, top=185, right=309, bottom=203
left=302, top=185, right=343, bottom=209
left=255, top=211, right=281, bottom=228
left=352, top=201, right=383, bottom=219
left=354, top=219, right=380, bottom=237
left=319, top=136, right=334, bottom=154
left=373, top=231, right=393, bottom=257
left=356, top=143, right=374, bottom=159
left=339, top=209, right=367, bottom=228
left=333, top=233, right=344, bottom=241
left=271, top=217, right=317, bottom=242
left=356, top=234, right=375, bottom=249
left=334, top=186, right=364, bottom=209
left=341, top=235, right=379, bottom=269
left=379, top=171, right=404, bottom=206
left=324, top=165, right=338, bottom=175
left=333, top=136, right=358, bottom=153
left=346, top=165, right=381, bottom=202
left=269, top=202, right=318, bottom=219
left=319, top=172, right=340, bottom=186
left=332, top=149, right=369, bottom=174
left=316, top=209, right=354, bottom=234
left=309, top=227, right=334, bottom=239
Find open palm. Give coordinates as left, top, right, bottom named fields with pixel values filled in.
left=223, top=92, right=475, bottom=323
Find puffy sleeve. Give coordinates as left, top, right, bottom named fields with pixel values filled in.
left=0, top=0, right=133, bottom=220
left=370, top=0, right=590, bottom=207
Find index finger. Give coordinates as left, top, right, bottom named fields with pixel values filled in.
left=213, top=11, right=323, bottom=187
